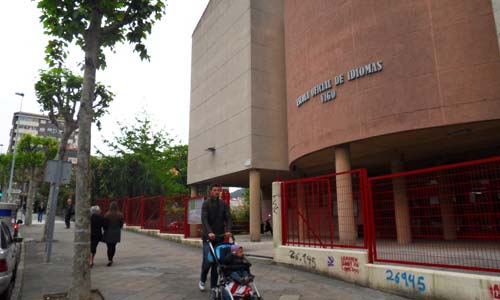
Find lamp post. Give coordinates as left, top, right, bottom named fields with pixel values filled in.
left=6, top=92, right=24, bottom=203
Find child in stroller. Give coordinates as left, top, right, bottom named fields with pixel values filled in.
left=207, top=238, right=262, bottom=300
left=223, top=245, right=254, bottom=289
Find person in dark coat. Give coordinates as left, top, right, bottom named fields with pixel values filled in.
left=199, top=184, right=232, bottom=292
left=102, top=201, right=124, bottom=267
left=90, top=205, right=105, bottom=268
left=37, top=202, right=45, bottom=223
left=64, top=198, right=75, bottom=229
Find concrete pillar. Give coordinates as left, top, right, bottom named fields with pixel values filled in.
left=391, top=156, right=412, bottom=244
left=296, top=182, right=309, bottom=241
left=439, top=173, right=457, bottom=240
left=272, top=182, right=283, bottom=249
left=335, top=144, right=357, bottom=242
left=249, top=170, right=261, bottom=242
left=189, top=185, right=201, bottom=238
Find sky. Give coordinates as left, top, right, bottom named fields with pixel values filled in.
left=0, top=0, right=209, bottom=155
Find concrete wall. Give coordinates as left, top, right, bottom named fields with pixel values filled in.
left=188, top=0, right=253, bottom=185
left=285, top=0, right=500, bottom=165
left=188, top=0, right=288, bottom=185
left=250, top=0, right=288, bottom=171
left=274, top=245, right=500, bottom=300
left=494, top=0, right=500, bottom=54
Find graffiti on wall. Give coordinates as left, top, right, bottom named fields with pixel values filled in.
left=272, top=195, right=280, bottom=215
left=288, top=250, right=317, bottom=269
left=490, top=284, right=500, bottom=300
left=385, top=269, right=426, bottom=292
left=327, top=256, right=335, bottom=267
left=340, top=256, right=360, bottom=274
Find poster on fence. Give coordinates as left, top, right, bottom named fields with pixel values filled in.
left=188, top=197, right=205, bottom=224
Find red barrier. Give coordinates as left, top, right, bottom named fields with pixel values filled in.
left=368, top=156, right=500, bottom=273
left=281, top=169, right=368, bottom=249
left=143, top=195, right=162, bottom=230
left=159, top=195, right=187, bottom=234
left=125, top=196, right=143, bottom=226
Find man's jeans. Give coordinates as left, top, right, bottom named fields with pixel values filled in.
left=201, top=239, right=220, bottom=288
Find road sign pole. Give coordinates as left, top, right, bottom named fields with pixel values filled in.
left=45, top=160, right=67, bottom=263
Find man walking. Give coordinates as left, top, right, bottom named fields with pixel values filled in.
left=199, top=184, right=232, bottom=296
left=64, top=198, right=75, bottom=229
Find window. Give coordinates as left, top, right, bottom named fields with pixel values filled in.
left=40, top=120, right=46, bottom=124
left=40, top=128, right=45, bottom=132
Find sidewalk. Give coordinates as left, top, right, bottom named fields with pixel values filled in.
left=19, top=221, right=409, bottom=300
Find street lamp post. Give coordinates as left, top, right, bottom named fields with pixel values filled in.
left=6, top=92, right=24, bottom=203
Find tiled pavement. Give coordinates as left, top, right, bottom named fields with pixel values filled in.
left=19, top=221, right=409, bottom=300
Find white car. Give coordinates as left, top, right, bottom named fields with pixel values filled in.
left=0, top=220, right=22, bottom=300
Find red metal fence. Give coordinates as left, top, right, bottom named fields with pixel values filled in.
left=281, top=169, right=369, bottom=249
left=160, top=195, right=188, bottom=234
left=368, top=156, right=500, bottom=273
left=280, top=156, right=500, bottom=273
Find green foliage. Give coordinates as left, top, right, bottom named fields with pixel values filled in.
left=15, top=134, right=58, bottom=171
left=230, top=188, right=250, bottom=222
left=35, top=67, right=113, bottom=136
left=36, top=0, right=166, bottom=68
left=91, top=113, right=188, bottom=200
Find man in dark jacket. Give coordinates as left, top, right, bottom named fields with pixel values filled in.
left=199, top=184, right=232, bottom=293
left=64, top=198, right=75, bottom=229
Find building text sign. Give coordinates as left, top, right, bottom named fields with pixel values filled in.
left=296, top=60, right=384, bottom=107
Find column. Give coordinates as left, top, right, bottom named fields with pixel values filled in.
left=296, top=182, right=309, bottom=241
left=335, top=144, right=357, bottom=242
left=189, top=185, right=201, bottom=238
left=439, top=172, right=457, bottom=240
left=249, top=169, right=261, bottom=242
left=391, top=156, right=412, bottom=244
left=272, top=182, right=282, bottom=250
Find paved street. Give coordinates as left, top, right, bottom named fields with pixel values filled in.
left=20, top=221, right=409, bottom=300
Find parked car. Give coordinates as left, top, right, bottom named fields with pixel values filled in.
left=0, top=220, right=22, bottom=300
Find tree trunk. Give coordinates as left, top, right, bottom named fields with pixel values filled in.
left=68, top=7, right=102, bottom=300
left=25, top=169, right=35, bottom=226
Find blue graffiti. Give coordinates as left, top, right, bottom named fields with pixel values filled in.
left=385, top=269, right=426, bottom=292
left=327, top=256, right=335, bottom=267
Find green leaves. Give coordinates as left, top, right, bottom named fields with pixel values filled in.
left=35, top=67, right=114, bottom=130
left=92, top=113, right=187, bottom=199
left=36, top=0, right=167, bottom=69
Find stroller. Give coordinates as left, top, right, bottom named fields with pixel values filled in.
left=207, top=236, right=263, bottom=300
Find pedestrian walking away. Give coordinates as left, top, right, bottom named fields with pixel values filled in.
left=102, top=201, right=124, bottom=267
left=37, top=201, right=45, bottom=223
left=90, top=205, right=105, bottom=268
left=64, top=198, right=75, bottom=229
left=199, top=184, right=232, bottom=294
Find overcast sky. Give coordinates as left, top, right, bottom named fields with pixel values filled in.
left=0, top=0, right=209, bottom=155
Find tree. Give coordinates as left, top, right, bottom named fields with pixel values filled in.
left=35, top=66, right=113, bottom=241
left=91, top=114, right=188, bottom=199
left=15, top=135, right=58, bottom=225
left=36, top=1, right=166, bottom=299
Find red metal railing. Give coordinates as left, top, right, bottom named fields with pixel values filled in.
left=368, top=156, right=500, bottom=273
left=160, top=195, right=188, bottom=234
left=125, top=196, right=143, bottom=226
left=143, top=195, right=163, bottom=230
left=281, top=169, right=369, bottom=249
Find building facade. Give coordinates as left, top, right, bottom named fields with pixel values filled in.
left=188, top=0, right=500, bottom=240
left=8, top=112, right=79, bottom=163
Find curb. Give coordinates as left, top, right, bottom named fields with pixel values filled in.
left=11, top=239, right=28, bottom=300
left=124, top=226, right=203, bottom=248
